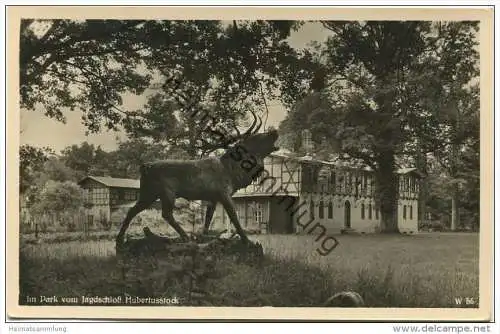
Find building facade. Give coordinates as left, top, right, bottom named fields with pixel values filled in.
left=78, top=176, right=197, bottom=228
left=78, top=176, right=142, bottom=225
left=210, top=150, right=421, bottom=234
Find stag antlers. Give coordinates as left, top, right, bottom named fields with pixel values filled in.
left=229, top=108, right=263, bottom=142
left=198, top=108, right=263, bottom=155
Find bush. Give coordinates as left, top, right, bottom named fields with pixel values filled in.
left=98, top=210, right=112, bottom=231
left=419, top=220, right=446, bottom=232
left=429, top=221, right=446, bottom=232
left=32, top=180, right=85, bottom=213
left=110, top=207, right=129, bottom=226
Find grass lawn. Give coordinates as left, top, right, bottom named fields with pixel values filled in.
left=19, top=232, right=479, bottom=308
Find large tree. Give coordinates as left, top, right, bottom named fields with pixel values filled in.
left=21, top=20, right=302, bottom=156
left=21, top=19, right=152, bottom=130
left=278, top=21, right=479, bottom=233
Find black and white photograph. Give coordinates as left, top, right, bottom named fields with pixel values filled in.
left=6, top=6, right=494, bottom=321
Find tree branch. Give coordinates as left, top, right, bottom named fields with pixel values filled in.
left=342, top=148, right=377, bottom=170
left=61, top=60, right=143, bottom=120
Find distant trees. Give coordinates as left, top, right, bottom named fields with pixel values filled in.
left=424, top=22, right=480, bottom=230
left=104, top=138, right=172, bottom=178
left=22, top=156, right=79, bottom=209
left=37, top=157, right=78, bottom=183
left=19, top=144, right=54, bottom=194
left=425, top=142, right=479, bottom=230
left=56, top=138, right=178, bottom=179
left=21, top=138, right=176, bottom=191
left=32, top=180, right=85, bottom=213
left=60, top=142, right=105, bottom=178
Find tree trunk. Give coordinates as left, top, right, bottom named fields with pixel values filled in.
left=451, top=191, right=458, bottom=231
left=416, top=140, right=427, bottom=226
left=419, top=180, right=428, bottom=224
left=371, top=74, right=400, bottom=233
left=450, top=120, right=460, bottom=231
left=450, top=97, right=462, bottom=231
left=376, top=150, right=399, bottom=233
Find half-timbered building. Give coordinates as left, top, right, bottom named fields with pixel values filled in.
left=210, top=149, right=421, bottom=235
left=78, top=175, right=193, bottom=227
left=78, top=176, right=143, bottom=225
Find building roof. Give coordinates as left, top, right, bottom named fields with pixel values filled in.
left=78, top=176, right=140, bottom=189
left=270, top=151, right=421, bottom=175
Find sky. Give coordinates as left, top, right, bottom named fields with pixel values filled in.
left=20, top=21, right=332, bottom=153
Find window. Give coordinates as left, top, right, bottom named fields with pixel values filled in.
left=237, top=204, right=247, bottom=226
left=125, top=190, right=136, bottom=201
left=319, top=201, right=324, bottom=219
left=90, top=188, right=108, bottom=205
left=254, top=203, right=263, bottom=224
left=354, top=176, right=360, bottom=197
left=403, top=205, right=407, bottom=220
left=320, top=179, right=328, bottom=193
left=361, top=203, right=365, bottom=219
left=337, top=173, right=344, bottom=193
left=410, top=205, right=413, bottom=220
left=368, top=203, right=372, bottom=219
left=302, top=166, right=317, bottom=192
left=328, top=202, right=333, bottom=219
left=330, top=172, right=336, bottom=192
left=310, top=200, right=315, bottom=219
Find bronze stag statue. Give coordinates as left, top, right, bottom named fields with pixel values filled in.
left=116, top=110, right=279, bottom=249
